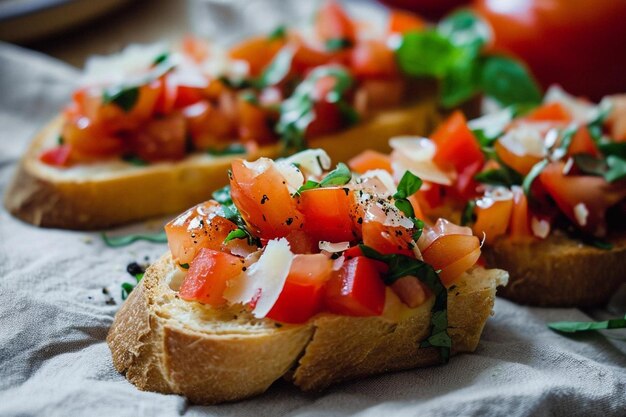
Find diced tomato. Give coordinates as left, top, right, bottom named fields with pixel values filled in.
left=539, top=161, right=626, bottom=236
left=165, top=201, right=239, bottom=265
left=388, top=10, right=426, bottom=35
left=39, top=145, right=72, bottom=167
left=284, top=230, right=319, bottom=254
left=305, top=100, right=344, bottom=139
left=452, top=160, right=483, bottom=201
left=154, top=75, right=178, bottom=116
left=390, top=276, right=429, bottom=308
left=291, top=41, right=341, bottom=74
left=128, top=81, right=162, bottom=122
left=178, top=248, right=244, bottom=306
left=348, top=150, right=392, bottom=174
left=350, top=40, right=398, bottom=79
left=525, top=102, right=572, bottom=123
left=300, top=187, right=357, bottom=242
left=61, top=118, right=124, bottom=160
left=421, top=234, right=481, bottom=286
left=315, top=0, right=357, bottom=45
left=568, top=126, right=600, bottom=157
left=230, top=158, right=304, bottom=238
left=415, top=181, right=443, bottom=212
left=129, top=113, right=186, bottom=162
left=182, top=36, right=210, bottom=63
left=509, top=186, right=532, bottom=240
left=472, top=196, right=514, bottom=244
left=237, top=96, right=278, bottom=145
left=494, top=139, right=543, bottom=176
left=431, top=111, right=484, bottom=174
left=229, top=36, right=285, bottom=76
left=266, top=254, right=333, bottom=323
left=362, top=220, right=414, bottom=257
left=353, top=79, right=405, bottom=113
left=343, top=246, right=388, bottom=273
left=174, top=85, right=204, bottom=109
left=184, top=100, right=237, bottom=150
left=324, top=256, right=386, bottom=316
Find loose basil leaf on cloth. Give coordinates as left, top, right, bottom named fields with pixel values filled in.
left=359, top=245, right=451, bottom=363
left=548, top=314, right=626, bottom=333
left=276, top=66, right=356, bottom=150
left=101, top=231, right=168, bottom=247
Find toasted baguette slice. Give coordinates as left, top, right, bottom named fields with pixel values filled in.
left=4, top=101, right=441, bottom=230
left=107, top=253, right=508, bottom=404
left=483, top=232, right=626, bottom=307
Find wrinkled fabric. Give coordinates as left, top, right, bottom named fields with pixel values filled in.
left=0, top=6, right=625, bottom=416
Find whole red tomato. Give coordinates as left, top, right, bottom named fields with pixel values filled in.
left=474, top=0, right=626, bottom=100
left=378, top=0, right=470, bottom=20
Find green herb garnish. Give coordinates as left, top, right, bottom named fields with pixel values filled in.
left=460, top=199, right=477, bottom=227
left=101, top=231, right=168, bottom=247
left=153, top=52, right=169, bottom=65
left=325, top=38, right=353, bottom=51
left=103, top=86, right=140, bottom=112
left=474, top=165, right=523, bottom=187
left=268, top=25, right=287, bottom=41
left=295, top=163, right=352, bottom=194
left=179, top=263, right=190, bottom=269
left=257, top=46, right=295, bottom=88
left=548, top=314, right=626, bottom=333
left=522, top=159, right=549, bottom=198
left=206, top=144, right=247, bottom=156
left=212, top=185, right=261, bottom=247
left=122, top=154, right=148, bottom=166
left=359, top=245, right=451, bottom=363
left=57, top=135, right=64, bottom=145
left=392, top=171, right=424, bottom=240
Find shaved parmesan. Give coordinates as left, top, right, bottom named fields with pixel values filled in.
left=574, top=203, right=589, bottom=227
left=389, top=136, right=436, bottom=161
left=544, top=85, right=599, bottom=124
left=476, top=186, right=514, bottom=210
left=358, top=169, right=397, bottom=196
left=223, top=238, right=293, bottom=318
left=319, top=241, right=350, bottom=253
left=275, top=161, right=305, bottom=194
left=280, top=149, right=331, bottom=179
left=391, top=153, right=452, bottom=186
left=531, top=217, right=550, bottom=239
left=498, top=125, right=547, bottom=158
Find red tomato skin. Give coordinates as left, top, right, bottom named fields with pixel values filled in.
left=316, top=0, right=357, bottom=44
left=229, top=159, right=304, bottom=239
left=348, top=150, right=392, bottom=174
left=305, top=101, right=344, bottom=139
left=362, top=220, right=414, bottom=257
left=431, top=111, right=484, bottom=174
left=229, top=36, right=285, bottom=77
left=388, top=9, right=427, bottom=35
left=300, top=187, right=357, bottom=242
left=324, top=257, right=386, bottom=316
left=266, top=254, right=333, bottom=323
left=475, top=0, right=626, bottom=100
left=237, top=97, right=278, bottom=145
left=525, top=102, right=572, bottom=123
left=129, top=113, right=187, bottom=162
left=39, top=145, right=72, bottom=167
left=178, top=248, right=244, bottom=306
left=350, top=40, right=398, bottom=79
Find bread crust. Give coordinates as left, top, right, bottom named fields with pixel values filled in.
left=5, top=101, right=439, bottom=230
left=107, top=254, right=507, bottom=404
left=483, top=233, right=626, bottom=307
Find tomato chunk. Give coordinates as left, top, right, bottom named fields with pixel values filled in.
left=165, top=201, right=238, bottom=265
left=324, top=257, right=386, bottom=316
left=230, top=158, right=304, bottom=238
left=229, top=36, right=285, bottom=76
left=525, top=102, right=572, bottom=123
left=362, top=220, right=414, bottom=257
left=350, top=40, right=398, bottom=79
left=316, top=0, right=356, bottom=45
left=509, top=186, right=532, bottom=240
left=421, top=234, right=481, bottom=286
left=39, top=145, right=72, bottom=167
left=348, top=150, right=392, bottom=174
left=178, top=248, right=244, bottom=306
left=300, top=187, right=357, bottom=242
left=431, top=111, right=484, bottom=174
left=266, top=254, right=333, bottom=323
left=472, top=196, right=514, bottom=244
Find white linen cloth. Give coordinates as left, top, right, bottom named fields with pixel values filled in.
left=0, top=3, right=625, bottom=415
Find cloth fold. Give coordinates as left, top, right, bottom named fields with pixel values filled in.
left=0, top=8, right=625, bottom=416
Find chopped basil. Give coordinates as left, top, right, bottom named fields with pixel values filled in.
left=599, top=142, right=626, bottom=159
left=103, top=86, right=140, bottom=112
left=153, top=52, right=169, bottom=65
left=257, top=46, right=295, bottom=88
left=121, top=282, right=135, bottom=300
left=605, top=155, right=626, bottom=182
left=474, top=166, right=522, bottom=187
left=325, top=38, right=353, bottom=51
left=320, top=162, right=352, bottom=186
left=394, top=171, right=423, bottom=199
left=276, top=66, right=355, bottom=150
left=522, top=159, right=549, bottom=198
left=437, top=9, right=490, bottom=53
left=359, top=245, right=451, bottom=363
left=479, top=55, right=542, bottom=107
left=122, top=154, right=148, bottom=166
left=101, top=231, right=168, bottom=247
left=587, top=99, right=613, bottom=141
left=396, top=31, right=462, bottom=78
left=206, top=144, right=247, bottom=156
left=548, top=314, right=626, bottom=333
left=224, top=228, right=248, bottom=243
left=212, top=185, right=261, bottom=247
left=218, top=75, right=254, bottom=89
left=212, top=184, right=233, bottom=205
left=268, top=25, right=287, bottom=41
left=553, top=125, right=578, bottom=155
left=179, top=263, right=190, bottom=269
left=296, top=179, right=322, bottom=194
left=460, top=199, right=477, bottom=226
left=239, top=90, right=259, bottom=105
left=57, top=135, right=64, bottom=145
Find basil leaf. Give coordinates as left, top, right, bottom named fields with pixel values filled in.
left=474, top=166, right=523, bottom=187
left=440, top=59, right=480, bottom=108
left=224, top=228, right=248, bottom=243
left=394, top=171, right=423, bottom=199
left=522, top=159, right=549, bottom=198
left=460, top=199, right=477, bottom=226
left=325, top=38, right=353, bottom=51
left=268, top=25, right=286, bottom=41
left=297, top=179, right=321, bottom=194
left=599, top=142, right=626, bottom=159
left=394, top=199, right=415, bottom=219
left=359, top=245, right=451, bottom=362
left=206, top=144, right=247, bottom=156
left=605, top=155, right=626, bottom=183
left=57, top=135, right=64, bottom=145
left=548, top=314, right=626, bottom=333
left=122, top=154, right=148, bottom=166
left=101, top=231, right=168, bottom=247
left=396, top=31, right=463, bottom=78
left=479, top=55, right=542, bottom=107
left=103, top=86, right=140, bottom=112
left=121, top=282, right=135, bottom=300
left=179, top=263, right=190, bottom=269
left=572, top=154, right=607, bottom=177
left=320, top=162, right=352, bottom=186
left=257, top=46, right=295, bottom=88
left=153, top=52, right=169, bottom=65
left=212, top=185, right=233, bottom=205
left=437, top=9, right=490, bottom=54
